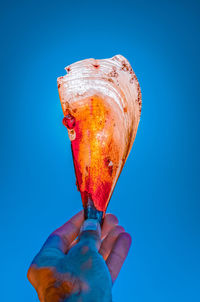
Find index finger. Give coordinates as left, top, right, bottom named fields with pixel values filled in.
left=42, top=210, right=84, bottom=253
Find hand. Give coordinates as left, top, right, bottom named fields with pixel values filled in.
left=27, top=211, right=132, bottom=302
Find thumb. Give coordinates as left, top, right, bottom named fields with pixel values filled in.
left=79, top=219, right=101, bottom=250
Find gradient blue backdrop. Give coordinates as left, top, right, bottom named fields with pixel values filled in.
left=1, top=0, right=199, bottom=301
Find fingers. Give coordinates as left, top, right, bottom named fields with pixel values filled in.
left=68, top=213, right=119, bottom=250
left=42, top=210, right=84, bottom=253
left=101, top=214, right=119, bottom=239
left=99, top=225, right=125, bottom=260
left=106, top=232, right=132, bottom=283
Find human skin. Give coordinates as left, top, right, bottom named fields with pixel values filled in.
left=27, top=210, right=132, bottom=302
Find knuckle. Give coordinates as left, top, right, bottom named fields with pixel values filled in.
left=106, top=213, right=119, bottom=225
left=119, top=232, right=132, bottom=245
left=27, top=265, right=37, bottom=287
left=113, top=225, right=125, bottom=234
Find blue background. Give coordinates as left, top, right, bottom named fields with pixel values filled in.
left=1, top=0, right=200, bottom=301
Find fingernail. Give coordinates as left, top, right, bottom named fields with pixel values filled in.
left=80, top=219, right=101, bottom=235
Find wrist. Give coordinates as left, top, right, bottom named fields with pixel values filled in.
left=65, top=291, right=112, bottom=302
